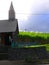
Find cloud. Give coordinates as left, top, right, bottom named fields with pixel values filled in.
left=31, top=0, right=49, bottom=14
left=13, top=0, right=33, bottom=21
left=19, top=0, right=49, bottom=32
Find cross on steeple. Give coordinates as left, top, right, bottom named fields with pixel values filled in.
left=9, top=2, right=15, bottom=20
left=10, top=2, right=14, bottom=11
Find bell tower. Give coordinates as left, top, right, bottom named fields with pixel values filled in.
left=9, top=2, right=15, bottom=20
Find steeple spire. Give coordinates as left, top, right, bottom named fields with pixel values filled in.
left=9, top=2, right=15, bottom=20
left=10, top=2, right=14, bottom=11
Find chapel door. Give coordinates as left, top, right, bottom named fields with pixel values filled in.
left=5, top=34, right=9, bottom=46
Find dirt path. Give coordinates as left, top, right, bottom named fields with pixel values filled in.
left=0, top=60, right=25, bottom=65
left=0, top=60, right=49, bottom=65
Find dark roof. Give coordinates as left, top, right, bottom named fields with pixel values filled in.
left=0, top=19, right=17, bottom=33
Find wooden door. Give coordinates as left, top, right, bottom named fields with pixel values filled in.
left=1, top=33, right=5, bottom=45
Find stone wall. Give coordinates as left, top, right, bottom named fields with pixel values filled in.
left=8, top=46, right=49, bottom=60
left=0, top=46, right=48, bottom=60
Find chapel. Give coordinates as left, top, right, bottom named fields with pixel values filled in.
left=0, top=2, right=19, bottom=46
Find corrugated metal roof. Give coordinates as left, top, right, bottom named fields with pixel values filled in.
left=0, top=19, right=17, bottom=33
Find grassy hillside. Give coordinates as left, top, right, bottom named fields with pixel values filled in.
left=19, top=31, right=49, bottom=38
left=18, top=31, right=49, bottom=44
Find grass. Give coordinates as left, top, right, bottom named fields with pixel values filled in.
left=18, top=31, right=49, bottom=51
left=19, top=31, right=49, bottom=39
left=25, top=44, right=49, bottom=51
left=14, top=42, right=49, bottom=51
left=18, top=31, right=49, bottom=43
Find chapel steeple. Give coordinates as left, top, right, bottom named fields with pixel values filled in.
left=9, top=2, right=15, bottom=20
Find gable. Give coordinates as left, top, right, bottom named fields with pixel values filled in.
left=0, top=19, right=17, bottom=33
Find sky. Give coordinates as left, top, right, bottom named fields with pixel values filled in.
left=0, top=0, right=49, bottom=32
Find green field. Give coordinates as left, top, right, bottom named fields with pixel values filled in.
left=19, top=31, right=49, bottom=38
left=18, top=31, right=49, bottom=51
left=18, top=31, right=49, bottom=43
